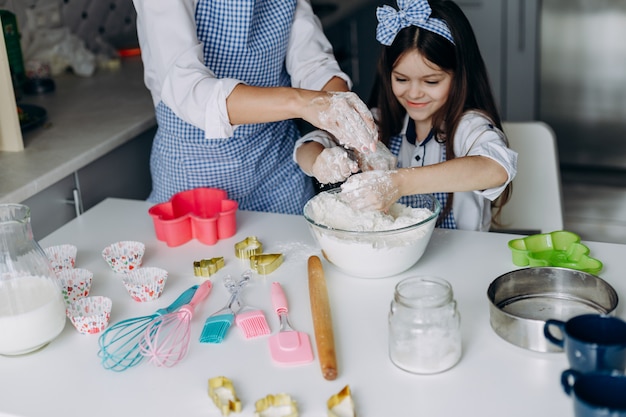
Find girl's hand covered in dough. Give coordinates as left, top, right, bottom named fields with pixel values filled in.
left=311, top=146, right=359, bottom=184
left=313, top=92, right=378, bottom=153
left=340, top=170, right=401, bottom=212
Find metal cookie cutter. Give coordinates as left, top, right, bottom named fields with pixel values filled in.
left=328, top=385, right=355, bottom=417
left=193, top=257, right=225, bottom=277
left=254, top=393, right=298, bottom=417
left=250, top=253, right=283, bottom=275
left=208, top=376, right=242, bottom=416
left=235, top=236, right=263, bottom=259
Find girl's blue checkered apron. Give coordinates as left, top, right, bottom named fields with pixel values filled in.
left=148, top=0, right=315, bottom=214
left=388, top=130, right=457, bottom=229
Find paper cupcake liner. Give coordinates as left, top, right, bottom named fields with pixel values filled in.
left=121, top=267, right=168, bottom=302
left=67, top=296, right=112, bottom=335
left=56, top=268, right=93, bottom=306
left=101, top=241, right=145, bottom=274
left=44, top=244, right=77, bottom=274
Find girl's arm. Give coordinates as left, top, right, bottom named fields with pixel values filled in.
left=339, top=113, right=517, bottom=212
left=395, top=155, right=508, bottom=196
left=340, top=156, right=508, bottom=212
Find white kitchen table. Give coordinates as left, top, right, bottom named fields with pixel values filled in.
left=1, top=198, right=625, bottom=417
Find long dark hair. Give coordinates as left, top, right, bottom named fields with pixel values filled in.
left=371, top=0, right=511, bottom=225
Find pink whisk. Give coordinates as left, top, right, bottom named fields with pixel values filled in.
left=139, top=280, right=212, bottom=367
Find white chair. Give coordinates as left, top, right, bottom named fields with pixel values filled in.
left=492, top=121, right=564, bottom=234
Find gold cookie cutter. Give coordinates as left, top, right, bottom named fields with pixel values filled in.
left=193, top=257, right=225, bottom=277
left=208, top=376, right=242, bottom=416
left=328, top=385, right=355, bottom=417
left=235, top=237, right=282, bottom=274
left=250, top=253, right=283, bottom=275
left=235, top=236, right=263, bottom=259
left=254, top=393, right=298, bottom=417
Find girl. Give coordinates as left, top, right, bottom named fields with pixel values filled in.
left=296, top=0, right=517, bottom=231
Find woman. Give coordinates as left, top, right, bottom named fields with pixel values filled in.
left=133, top=0, right=378, bottom=214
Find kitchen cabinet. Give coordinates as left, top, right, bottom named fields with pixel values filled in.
left=503, top=0, right=539, bottom=121
left=458, top=0, right=539, bottom=121
left=78, top=126, right=154, bottom=213
left=21, top=173, right=78, bottom=240
left=457, top=0, right=504, bottom=112
left=23, top=126, right=154, bottom=240
left=322, top=1, right=385, bottom=101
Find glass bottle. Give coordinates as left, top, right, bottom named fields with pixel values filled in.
left=0, top=204, right=66, bottom=355
left=1, top=10, right=27, bottom=100
left=388, top=276, right=461, bottom=374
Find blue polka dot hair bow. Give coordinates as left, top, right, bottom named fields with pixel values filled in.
left=376, top=0, right=455, bottom=46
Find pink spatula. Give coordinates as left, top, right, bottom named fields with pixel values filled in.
left=268, top=282, right=314, bottom=365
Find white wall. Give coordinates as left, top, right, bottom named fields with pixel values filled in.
left=0, top=0, right=137, bottom=52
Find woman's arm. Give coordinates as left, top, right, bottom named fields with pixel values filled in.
left=134, top=0, right=377, bottom=150
left=133, top=0, right=242, bottom=138
left=226, top=85, right=376, bottom=152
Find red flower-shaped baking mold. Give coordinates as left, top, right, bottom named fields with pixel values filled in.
left=148, top=188, right=238, bottom=247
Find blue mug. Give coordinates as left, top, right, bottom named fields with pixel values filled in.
left=562, top=369, right=626, bottom=417
left=544, top=314, right=626, bottom=373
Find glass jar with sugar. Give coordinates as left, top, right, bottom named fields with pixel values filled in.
left=388, top=276, right=462, bottom=374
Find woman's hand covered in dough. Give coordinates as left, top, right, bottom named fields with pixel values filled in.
left=311, top=146, right=359, bottom=184
left=355, top=141, right=397, bottom=172
left=313, top=92, right=378, bottom=153
left=340, top=170, right=401, bottom=212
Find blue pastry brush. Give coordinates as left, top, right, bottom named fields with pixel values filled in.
left=199, top=278, right=245, bottom=344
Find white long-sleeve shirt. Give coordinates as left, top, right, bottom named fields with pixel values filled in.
left=133, top=0, right=350, bottom=139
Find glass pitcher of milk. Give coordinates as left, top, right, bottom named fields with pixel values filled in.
left=0, top=204, right=66, bottom=355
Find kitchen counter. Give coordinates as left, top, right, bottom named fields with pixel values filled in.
left=2, top=198, right=625, bottom=416
left=0, top=56, right=155, bottom=204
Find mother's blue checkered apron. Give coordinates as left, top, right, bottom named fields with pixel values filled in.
left=388, top=128, right=457, bottom=229
left=148, top=0, right=314, bottom=214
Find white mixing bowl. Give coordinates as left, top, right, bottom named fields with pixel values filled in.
left=303, top=189, right=440, bottom=278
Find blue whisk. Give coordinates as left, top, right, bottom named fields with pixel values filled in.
left=98, top=285, right=198, bottom=371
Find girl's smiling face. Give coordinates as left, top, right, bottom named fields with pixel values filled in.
left=391, top=50, right=452, bottom=129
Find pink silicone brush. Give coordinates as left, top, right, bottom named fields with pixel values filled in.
left=235, top=272, right=270, bottom=339
left=236, top=304, right=271, bottom=339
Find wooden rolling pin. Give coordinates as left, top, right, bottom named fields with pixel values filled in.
left=308, top=255, right=338, bottom=380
